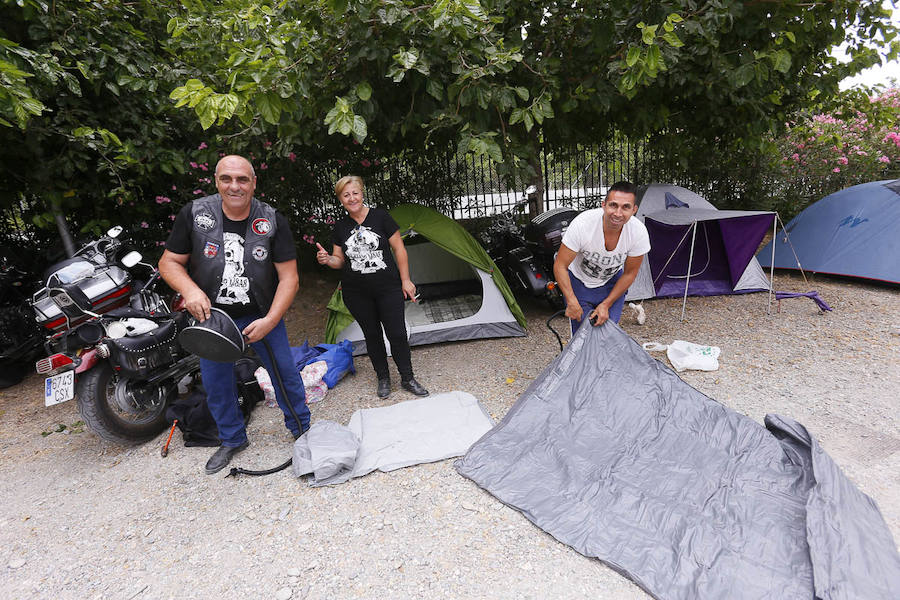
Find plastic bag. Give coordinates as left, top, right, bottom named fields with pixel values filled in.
left=307, top=340, right=355, bottom=388
left=300, top=361, right=329, bottom=403
left=643, top=340, right=720, bottom=372
left=254, top=366, right=277, bottom=407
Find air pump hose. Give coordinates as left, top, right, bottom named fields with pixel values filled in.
left=546, top=309, right=567, bottom=353
left=228, top=337, right=304, bottom=477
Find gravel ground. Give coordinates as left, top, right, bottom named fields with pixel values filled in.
left=1, top=271, right=898, bottom=600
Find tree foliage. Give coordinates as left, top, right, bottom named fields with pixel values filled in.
left=167, top=0, right=899, bottom=167
left=0, top=0, right=898, bottom=255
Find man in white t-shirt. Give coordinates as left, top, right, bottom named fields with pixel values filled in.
left=553, top=181, right=650, bottom=333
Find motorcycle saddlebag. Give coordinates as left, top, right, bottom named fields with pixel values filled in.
left=106, top=319, right=181, bottom=378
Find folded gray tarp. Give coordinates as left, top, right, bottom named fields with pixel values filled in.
left=294, top=391, right=494, bottom=486
left=456, top=322, right=900, bottom=600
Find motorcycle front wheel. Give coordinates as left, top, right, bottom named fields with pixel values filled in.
left=76, top=362, right=174, bottom=445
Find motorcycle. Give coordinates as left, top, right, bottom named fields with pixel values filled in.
left=480, top=186, right=580, bottom=309
left=31, top=226, right=199, bottom=444
left=0, top=256, right=44, bottom=389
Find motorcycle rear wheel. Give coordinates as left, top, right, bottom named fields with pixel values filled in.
left=77, top=362, right=174, bottom=445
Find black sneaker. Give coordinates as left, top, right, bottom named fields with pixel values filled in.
left=205, top=441, right=249, bottom=475
left=377, top=378, right=391, bottom=398
left=401, top=378, right=429, bottom=397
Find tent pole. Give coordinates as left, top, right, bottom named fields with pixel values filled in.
left=767, top=213, right=776, bottom=314
left=681, top=222, right=698, bottom=322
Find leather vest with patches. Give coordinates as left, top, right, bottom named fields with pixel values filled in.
left=188, top=194, right=278, bottom=315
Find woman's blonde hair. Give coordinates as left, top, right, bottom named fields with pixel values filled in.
left=334, top=175, right=365, bottom=198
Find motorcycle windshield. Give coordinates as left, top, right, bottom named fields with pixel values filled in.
left=50, top=261, right=95, bottom=284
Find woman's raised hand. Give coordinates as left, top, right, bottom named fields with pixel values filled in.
left=315, top=242, right=330, bottom=265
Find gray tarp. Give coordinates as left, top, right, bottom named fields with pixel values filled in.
left=455, top=322, right=900, bottom=600
left=294, top=391, right=494, bottom=486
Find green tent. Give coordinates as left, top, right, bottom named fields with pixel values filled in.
left=324, top=204, right=526, bottom=351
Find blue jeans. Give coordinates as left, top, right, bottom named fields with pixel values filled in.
left=569, top=270, right=626, bottom=335
left=199, top=315, right=310, bottom=447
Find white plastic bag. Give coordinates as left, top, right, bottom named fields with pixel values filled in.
left=643, top=340, right=720, bottom=372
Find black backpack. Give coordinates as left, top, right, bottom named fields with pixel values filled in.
left=166, top=356, right=264, bottom=447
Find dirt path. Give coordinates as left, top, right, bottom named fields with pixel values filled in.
left=1, top=272, right=897, bottom=599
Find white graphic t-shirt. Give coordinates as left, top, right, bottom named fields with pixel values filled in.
left=215, top=231, right=251, bottom=305
left=345, top=225, right=388, bottom=274
left=561, top=208, right=650, bottom=288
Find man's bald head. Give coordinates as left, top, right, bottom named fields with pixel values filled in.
left=215, top=155, right=256, bottom=178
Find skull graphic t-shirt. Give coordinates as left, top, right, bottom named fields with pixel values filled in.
left=331, top=207, right=401, bottom=292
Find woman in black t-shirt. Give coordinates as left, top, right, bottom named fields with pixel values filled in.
left=316, top=175, right=429, bottom=399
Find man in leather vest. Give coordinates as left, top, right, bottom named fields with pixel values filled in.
left=159, top=155, right=311, bottom=474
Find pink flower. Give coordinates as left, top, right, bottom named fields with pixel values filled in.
left=360, top=159, right=371, bottom=167
left=832, top=167, right=841, bottom=173
left=837, top=156, right=848, bottom=165
left=141, top=221, right=149, bottom=228
left=280, top=176, right=285, bottom=181
left=198, top=142, right=208, bottom=150
left=337, top=159, right=346, bottom=166
left=198, top=163, right=208, bottom=171
left=790, top=153, right=800, bottom=162
left=264, top=141, right=272, bottom=148
left=302, top=234, right=315, bottom=245
left=259, top=163, right=268, bottom=170
left=190, top=162, right=199, bottom=169
left=168, top=214, right=176, bottom=221
left=155, top=195, right=171, bottom=204
left=288, top=152, right=297, bottom=162
left=325, top=217, right=334, bottom=225
left=156, top=241, right=166, bottom=246
left=879, top=156, right=891, bottom=163
left=193, top=189, right=204, bottom=195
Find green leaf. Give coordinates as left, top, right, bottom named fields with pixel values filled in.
left=772, top=49, right=792, bottom=73
left=646, top=46, right=661, bottom=72
left=523, top=111, right=534, bottom=132
left=641, top=25, right=658, bottom=45
left=352, top=115, right=367, bottom=141
left=784, top=31, right=796, bottom=44
left=509, top=108, right=524, bottom=125
left=329, top=0, right=349, bottom=15
left=426, top=79, right=443, bottom=101
left=196, top=97, right=216, bottom=130
left=356, top=81, right=372, bottom=101
left=626, top=47, right=641, bottom=67
left=258, top=92, right=282, bottom=124
left=394, top=48, right=419, bottom=70
left=733, top=64, right=755, bottom=87
left=662, top=32, right=683, bottom=48
left=514, top=86, right=529, bottom=101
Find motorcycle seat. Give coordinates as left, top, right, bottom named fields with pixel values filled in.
left=107, top=318, right=177, bottom=353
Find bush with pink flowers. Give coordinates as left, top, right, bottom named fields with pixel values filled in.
left=768, top=88, right=900, bottom=218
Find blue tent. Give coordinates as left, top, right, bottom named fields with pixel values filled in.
left=758, top=179, right=900, bottom=284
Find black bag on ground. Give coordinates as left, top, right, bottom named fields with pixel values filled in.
left=166, top=356, right=264, bottom=447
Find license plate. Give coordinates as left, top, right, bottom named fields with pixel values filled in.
left=45, top=371, right=76, bottom=407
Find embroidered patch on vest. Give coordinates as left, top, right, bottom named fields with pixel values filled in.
left=251, top=245, right=268, bottom=261
left=195, top=212, right=216, bottom=232
left=251, top=218, right=272, bottom=236
left=203, top=241, right=219, bottom=258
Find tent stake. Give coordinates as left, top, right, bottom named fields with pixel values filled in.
left=680, top=222, right=698, bottom=322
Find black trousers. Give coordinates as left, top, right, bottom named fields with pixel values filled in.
left=342, top=285, right=414, bottom=381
